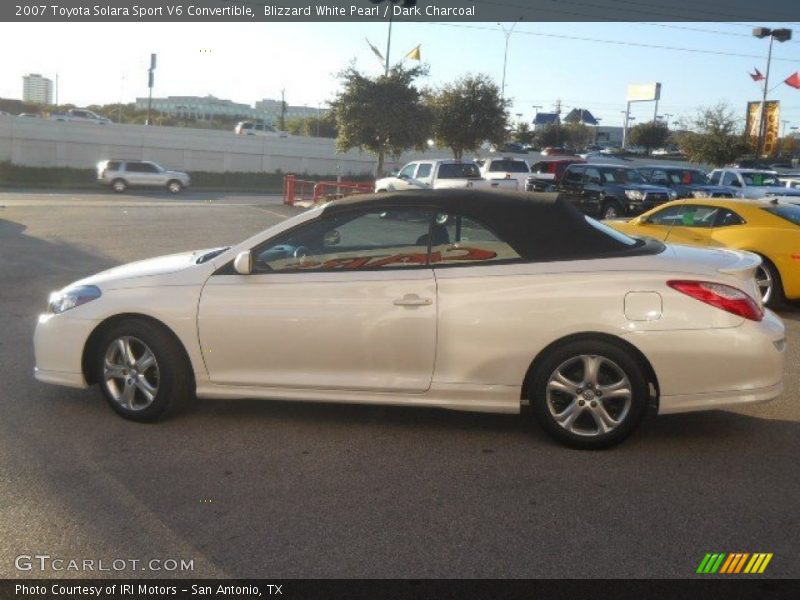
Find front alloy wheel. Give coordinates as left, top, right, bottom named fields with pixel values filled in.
left=103, top=336, right=160, bottom=411
left=96, top=318, right=193, bottom=421
left=530, top=340, right=649, bottom=449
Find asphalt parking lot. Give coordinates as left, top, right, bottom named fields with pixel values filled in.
left=1, top=190, right=798, bottom=579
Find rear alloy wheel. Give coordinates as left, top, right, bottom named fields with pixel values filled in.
left=754, top=258, right=784, bottom=308
left=601, top=200, right=623, bottom=220
left=166, top=180, right=183, bottom=194
left=96, top=319, right=193, bottom=422
left=530, top=340, right=649, bottom=449
left=111, top=179, right=127, bottom=193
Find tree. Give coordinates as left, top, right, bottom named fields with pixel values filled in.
left=285, top=113, right=338, bottom=138
left=562, top=123, right=593, bottom=150
left=513, top=122, right=534, bottom=145
left=674, top=103, right=750, bottom=167
left=427, top=74, right=508, bottom=159
left=534, top=123, right=561, bottom=148
left=332, top=65, right=431, bottom=176
left=628, top=121, right=670, bottom=154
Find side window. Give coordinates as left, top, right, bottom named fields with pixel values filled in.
left=708, top=170, right=721, bottom=185
left=253, top=209, right=432, bottom=273
left=124, top=162, right=144, bottom=173
left=645, top=205, right=684, bottom=226
left=638, top=169, right=652, bottom=180
left=398, top=164, right=417, bottom=179
left=715, top=209, right=745, bottom=227
left=107, top=161, right=121, bottom=171
left=584, top=168, right=602, bottom=185
left=563, top=167, right=584, bottom=185
left=651, top=170, right=669, bottom=184
left=430, top=213, right=521, bottom=266
left=722, top=172, right=740, bottom=187
left=416, top=163, right=432, bottom=179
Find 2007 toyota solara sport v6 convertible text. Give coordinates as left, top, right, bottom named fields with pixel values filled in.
left=34, top=190, right=786, bottom=448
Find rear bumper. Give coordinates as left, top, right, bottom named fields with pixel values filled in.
left=627, top=310, right=786, bottom=415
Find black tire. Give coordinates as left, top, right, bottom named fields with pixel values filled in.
left=111, top=179, right=127, bottom=193
left=601, top=199, right=624, bottom=220
left=166, top=180, right=183, bottom=194
left=528, top=339, right=649, bottom=449
left=94, top=318, right=193, bottom=422
left=755, top=255, right=785, bottom=308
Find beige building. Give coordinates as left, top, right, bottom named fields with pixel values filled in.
left=23, top=74, right=53, bottom=105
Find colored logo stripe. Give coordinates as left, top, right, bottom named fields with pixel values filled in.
left=697, top=553, right=773, bottom=574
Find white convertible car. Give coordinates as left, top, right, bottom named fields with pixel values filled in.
left=34, top=190, right=786, bottom=448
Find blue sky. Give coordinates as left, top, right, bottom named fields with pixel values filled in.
left=2, top=21, right=799, bottom=131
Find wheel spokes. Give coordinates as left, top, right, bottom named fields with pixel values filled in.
left=103, top=336, right=160, bottom=412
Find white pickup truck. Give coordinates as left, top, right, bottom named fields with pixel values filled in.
left=478, top=157, right=532, bottom=189
left=51, top=108, right=111, bottom=124
left=375, top=159, right=518, bottom=192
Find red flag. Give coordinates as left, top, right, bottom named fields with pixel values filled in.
left=750, top=68, right=765, bottom=82
left=785, top=72, right=800, bottom=89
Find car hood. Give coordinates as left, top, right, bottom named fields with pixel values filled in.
left=71, top=248, right=222, bottom=289
left=624, top=183, right=670, bottom=193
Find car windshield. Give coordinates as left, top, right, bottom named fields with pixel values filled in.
left=438, top=163, right=481, bottom=178
left=585, top=216, right=641, bottom=247
left=763, top=204, right=800, bottom=226
left=741, top=172, right=780, bottom=186
left=488, top=160, right=529, bottom=173
left=667, top=170, right=708, bottom=185
left=599, top=167, right=644, bottom=184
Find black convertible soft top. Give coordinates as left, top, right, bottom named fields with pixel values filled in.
left=322, top=189, right=658, bottom=261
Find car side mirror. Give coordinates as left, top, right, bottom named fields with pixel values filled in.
left=389, top=169, right=399, bottom=177
left=233, top=251, right=253, bottom=275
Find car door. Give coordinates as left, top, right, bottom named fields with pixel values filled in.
left=557, top=165, right=586, bottom=206
left=391, top=163, right=419, bottom=190
left=582, top=167, right=604, bottom=215
left=628, top=204, right=685, bottom=241
left=663, top=204, right=718, bottom=246
left=197, top=207, right=437, bottom=392
left=411, top=162, right=434, bottom=188
left=123, top=162, right=147, bottom=186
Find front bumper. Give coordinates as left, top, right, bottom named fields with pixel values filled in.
left=33, top=313, right=98, bottom=389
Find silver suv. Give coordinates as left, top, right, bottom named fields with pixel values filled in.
left=97, top=160, right=191, bottom=194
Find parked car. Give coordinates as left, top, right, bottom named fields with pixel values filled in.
left=778, top=176, right=800, bottom=191
left=17, top=112, right=41, bottom=118
left=0, top=110, right=11, bottom=116
left=557, top=163, right=677, bottom=219
left=33, top=190, right=785, bottom=449
left=526, top=158, right=586, bottom=192
left=479, top=157, right=531, bottom=189
left=491, top=142, right=529, bottom=154
left=97, top=160, right=190, bottom=194
left=375, top=159, right=518, bottom=192
left=707, top=168, right=800, bottom=199
left=51, top=108, right=111, bottom=124
left=651, top=146, right=685, bottom=158
left=607, top=198, right=800, bottom=306
left=541, top=146, right=573, bottom=156
left=636, top=166, right=736, bottom=199
left=234, top=120, right=288, bottom=137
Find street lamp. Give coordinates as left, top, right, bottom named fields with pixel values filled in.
left=498, top=19, right=522, bottom=100
left=752, top=27, right=793, bottom=156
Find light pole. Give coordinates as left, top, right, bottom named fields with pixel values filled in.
left=752, top=27, right=792, bottom=156
left=498, top=19, right=522, bottom=100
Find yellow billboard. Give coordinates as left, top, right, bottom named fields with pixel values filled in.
left=746, top=101, right=780, bottom=157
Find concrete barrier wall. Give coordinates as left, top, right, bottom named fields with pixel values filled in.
left=0, top=115, right=453, bottom=176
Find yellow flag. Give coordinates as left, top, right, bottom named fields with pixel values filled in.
left=405, top=44, right=421, bottom=61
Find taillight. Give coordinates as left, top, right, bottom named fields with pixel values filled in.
left=667, top=280, right=763, bottom=321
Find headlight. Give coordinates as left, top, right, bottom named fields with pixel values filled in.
left=48, top=285, right=102, bottom=314
left=668, top=190, right=679, bottom=199
left=692, top=190, right=711, bottom=198
left=624, top=189, right=645, bottom=201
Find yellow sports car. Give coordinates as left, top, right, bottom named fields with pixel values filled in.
left=608, top=198, right=800, bottom=306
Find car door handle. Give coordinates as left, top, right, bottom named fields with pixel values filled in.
left=393, top=294, right=432, bottom=307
